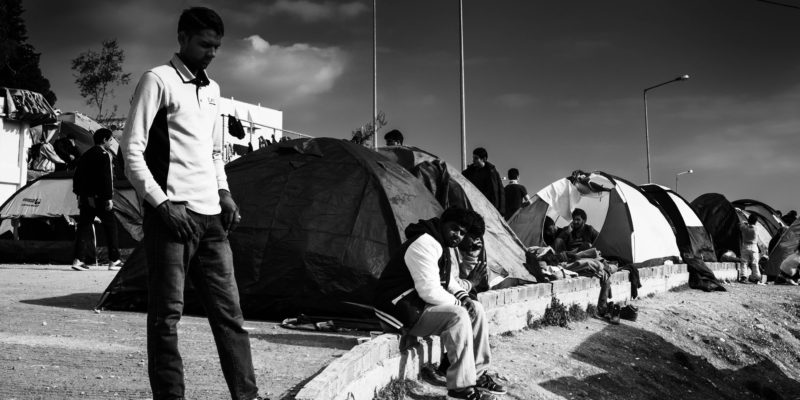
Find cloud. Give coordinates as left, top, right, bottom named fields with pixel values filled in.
left=217, top=35, right=347, bottom=105
left=267, top=0, right=368, bottom=22
left=495, top=93, right=537, bottom=108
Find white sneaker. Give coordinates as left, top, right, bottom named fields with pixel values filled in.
left=71, top=259, right=89, bottom=271
left=108, top=259, right=123, bottom=271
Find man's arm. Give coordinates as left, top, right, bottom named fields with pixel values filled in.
left=405, top=234, right=460, bottom=306
left=210, top=90, right=239, bottom=231
left=121, top=71, right=169, bottom=208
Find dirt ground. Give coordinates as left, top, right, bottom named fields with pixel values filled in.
left=398, top=282, right=800, bottom=400
left=0, top=264, right=368, bottom=400
left=3, top=265, right=800, bottom=400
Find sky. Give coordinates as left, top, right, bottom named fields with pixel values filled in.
left=21, top=0, right=800, bottom=213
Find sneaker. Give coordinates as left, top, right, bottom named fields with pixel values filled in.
left=475, top=372, right=507, bottom=394
left=447, top=387, right=497, bottom=400
left=108, top=259, right=123, bottom=271
left=776, top=275, right=799, bottom=286
left=71, top=259, right=89, bottom=271
left=609, top=303, right=621, bottom=325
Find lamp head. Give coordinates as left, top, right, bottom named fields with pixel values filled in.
left=678, top=74, right=690, bottom=81
left=688, top=169, right=694, bottom=174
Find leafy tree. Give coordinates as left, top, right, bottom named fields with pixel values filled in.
left=351, top=111, right=387, bottom=148
left=71, top=39, right=131, bottom=120
left=0, top=0, right=57, bottom=105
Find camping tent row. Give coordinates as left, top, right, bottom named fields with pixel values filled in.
left=691, top=193, right=792, bottom=280
left=97, top=138, right=535, bottom=320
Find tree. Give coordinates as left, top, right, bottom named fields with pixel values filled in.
left=350, top=111, right=387, bottom=148
left=71, top=39, right=131, bottom=120
left=0, top=0, right=57, bottom=105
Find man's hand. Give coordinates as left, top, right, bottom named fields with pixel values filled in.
left=461, top=297, right=478, bottom=319
left=156, top=201, right=198, bottom=242
left=466, top=261, right=487, bottom=289
left=219, top=189, right=241, bottom=232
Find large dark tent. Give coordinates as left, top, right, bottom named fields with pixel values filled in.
left=377, top=146, right=533, bottom=286
left=691, top=193, right=772, bottom=260
left=98, top=138, right=444, bottom=320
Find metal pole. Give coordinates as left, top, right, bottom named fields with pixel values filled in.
left=644, top=91, right=651, bottom=183
left=675, top=174, right=679, bottom=193
left=459, top=0, right=467, bottom=170
left=372, top=0, right=378, bottom=150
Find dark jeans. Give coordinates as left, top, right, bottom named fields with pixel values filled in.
left=144, top=207, right=258, bottom=400
left=73, top=196, right=120, bottom=262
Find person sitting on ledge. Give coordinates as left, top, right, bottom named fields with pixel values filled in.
left=374, top=207, right=506, bottom=400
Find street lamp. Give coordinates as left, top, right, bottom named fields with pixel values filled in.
left=644, top=74, right=690, bottom=183
left=675, top=169, right=693, bottom=194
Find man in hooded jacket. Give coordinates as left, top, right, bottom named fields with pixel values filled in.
left=462, top=147, right=505, bottom=215
left=374, top=207, right=506, bottom=400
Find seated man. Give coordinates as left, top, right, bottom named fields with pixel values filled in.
left=553, top=208, right=599, bottom=254
left=374, top=207, right=506, bottom=400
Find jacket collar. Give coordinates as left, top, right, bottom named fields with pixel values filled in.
left=170, top=54, right=211, bottom=87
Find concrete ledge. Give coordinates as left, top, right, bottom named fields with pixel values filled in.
left=297, top=261, right=741, bottom=399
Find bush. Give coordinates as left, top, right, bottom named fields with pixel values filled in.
left=374, top=378, right=419, bottom=400
left=541, top=297, right=570, bottom=328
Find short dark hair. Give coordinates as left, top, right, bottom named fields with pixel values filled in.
left=572, top=208, right=587, bottom=220
left=93, top=128, right=113, bottom=145
left=472, top=147, right=488, bottom=160
left=384, top=129, right=404, bottom=145
left=441, top=207, right=484, bottom=236
left=178, top=7, right=224, bottom=37
left=747, top=213, right=759, bottom=225
left=508, top=168, right=519, bottom=180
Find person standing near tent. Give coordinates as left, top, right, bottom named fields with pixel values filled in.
left=384, top=129, right=404, bottom=146
left=374, top=207, right=507, bottom=400
left=553, top=208, right=599, bottom=254
left=120, top=7, right=263, bottom=400
left=739, top=214, right=762, bottom=283
left=71, top=128, right=121, bottom=271
left=463, top=147, right=505, bottom=216
left=53, top=134, right=81, bottom=171
left=503, top=168, right=529, bottom=220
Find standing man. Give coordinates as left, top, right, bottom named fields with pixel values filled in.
left=503, top=168, right=529, bottom=220
left=121, top=7, right=262, bottom=400
left=374, top=207, right=506, bottom=400
left=462, top=147, right=505, bottom=215
left=71, top=128, right=121, bottom=271
left=739, top=214, right=762, bottom=283
left=384, top=129, right=404, bottom=146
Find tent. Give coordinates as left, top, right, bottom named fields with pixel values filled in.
left=377, top=146, right=534, bottom=286
left=97, top=138, right=445, bottom=320
left=731, top=199, right=786, bottom=237
left=640, top=184, right=716, bottom=262
left=691, top=193, right=772, bottom=260
left=766, top=219, right=800, bottom=279
left=0, top=171, right=142, bottom=263
left=53, top=112, right=105, bottom=154
left=508, top=171, right=681, bottom=267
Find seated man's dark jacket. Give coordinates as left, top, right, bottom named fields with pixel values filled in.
left=374, top=218, right=455, bottom=328
left=557, top=224, right=599, bottom=252
left=72, top=146, right=113, bottom=202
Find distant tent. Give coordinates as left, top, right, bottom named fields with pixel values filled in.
left=0, top=171, right=141, bottom=263
left=52, top=112, right=105, bottom=154
left=97, top=138, right=444, bottom=320
left=691, top=193, right=772, bottom=259
left=731, top=199, right=786, bottom=237
left=508, top=171, right=680, bottom=267
left=766, top=219, right=800, bottom=279
left=640, top=184, right=716, bottom=262
left=378, top=146, right=533, bottom=286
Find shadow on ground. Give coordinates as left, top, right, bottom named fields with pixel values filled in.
left=251, top=332, right=360, bottom=350
left=540, top=323, right=800, bottom=400
left=21, top=292, right=101, bottom=310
